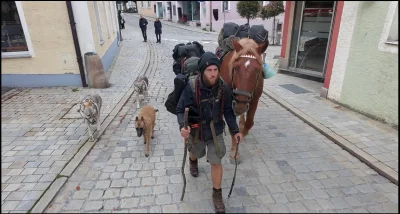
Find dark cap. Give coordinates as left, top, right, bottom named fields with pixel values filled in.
left=198, top=52, right=220, bottom=74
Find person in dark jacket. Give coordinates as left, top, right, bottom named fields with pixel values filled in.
left=118, top=11, right=125, bottom=29
left=139, top=15, right=148, bottom=42
left=154, top=18, right=162, bottom=43
left=176, top=52, right=243, bottom=213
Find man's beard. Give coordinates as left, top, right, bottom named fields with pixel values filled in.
left=203, top=74, right=219, bottom=87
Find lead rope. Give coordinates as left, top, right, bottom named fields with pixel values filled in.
left=228, top=136, right=240, bottom=199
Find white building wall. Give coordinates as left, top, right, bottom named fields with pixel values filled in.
left=327, top=1, right=360, bottom=101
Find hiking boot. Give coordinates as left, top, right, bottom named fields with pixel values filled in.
left=189, top=158, right=198, bottom=177
left=212, top=188, right=225, bottom=213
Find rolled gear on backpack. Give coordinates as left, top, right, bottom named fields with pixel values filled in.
left=181, top=57, right=200, bottom=78
left=235, top=23, right=250, bottom=39
left=218, top=22, right=239, bottom=47
left=173, top=60, right=182, bottom=75
left=221, top=35, right=240, bottom=53
left=249, top=25, right=269, bottom=45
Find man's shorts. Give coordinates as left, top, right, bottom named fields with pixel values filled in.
left=187, top=134, right=226, bottom=164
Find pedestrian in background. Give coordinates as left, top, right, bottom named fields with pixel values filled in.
left=139, top=15, right=148, bottom=42
left=154, top=18, right=162, bottom=43
left=118, top=11, right=125, bottom=29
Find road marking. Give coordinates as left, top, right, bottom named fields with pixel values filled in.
left=162, top=38, right=218, bottom=44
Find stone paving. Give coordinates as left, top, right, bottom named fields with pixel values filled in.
left=0, top=17, right=149, bottom=213
left=41, top=15, right=399, bottom=213
left=263, top=73, right=399, bottom=174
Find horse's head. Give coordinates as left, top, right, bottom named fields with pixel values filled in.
left=229, top=38, right=268, bottom=116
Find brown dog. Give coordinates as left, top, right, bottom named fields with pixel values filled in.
left=135, top=105, right=158, bottom=157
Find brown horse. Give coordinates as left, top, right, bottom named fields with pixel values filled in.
left=219, top=38, right=269, bottom=164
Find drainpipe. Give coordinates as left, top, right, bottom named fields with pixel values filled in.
left=66, top=1, right=88, bottom=87
left=209, top=1, right=212, bottom=31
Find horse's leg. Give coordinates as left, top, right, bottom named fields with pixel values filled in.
left=239, top=114, right=245, bottom=133
left=242, top=97, right=259, bottom=136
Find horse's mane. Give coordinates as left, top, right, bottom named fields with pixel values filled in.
left=229, top=38, right=263, bottom=70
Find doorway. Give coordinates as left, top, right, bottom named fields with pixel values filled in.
left=157, top=2, right=163, bottom=18
left=288, top=1, right=336, bottom=78
left=168, top=2, right=172, bottom=20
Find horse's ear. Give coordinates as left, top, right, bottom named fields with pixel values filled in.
left=135, top=116, right=138, bottom=121
left=141, top=116, right=144, bottom=121
left=257, top=39, right=269, bottom=54
left=232, top=39, right=243, bottom=53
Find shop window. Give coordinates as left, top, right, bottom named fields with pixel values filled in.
left=1, top=1, right=33, bottom=58
left=222, top=1, right=230, bottom=12
left=93, top=1, right=104, bottom=44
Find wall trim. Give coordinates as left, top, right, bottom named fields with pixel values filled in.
left=326, top=1, right=360, bottom=101
left=280, top=1, right=292, bottom=58
left=1, top=74, right=82, bottom=88
left=101, top=37, right=119, bottom=72
left=323, top=1, right=344, bottom=90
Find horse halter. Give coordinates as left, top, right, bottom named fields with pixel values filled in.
left=230, top=54, right=262, bottom=114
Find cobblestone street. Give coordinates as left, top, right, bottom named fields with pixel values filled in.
left=2, top=14, right=398, bottom=213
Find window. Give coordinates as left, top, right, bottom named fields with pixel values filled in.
left=173, top=4, right=176, bottom=15
left=1, top=1, right=34, bottom=58
left=102, top=2, right=110, bottom=38
left=147, top=1, right=150, bottom=8
left=387, top=4, right=398, bottom=44
left=378, top=1, right=398, bottom=54
left=141, top=1, right=144, bottom=8
left=93, top=1, right=104, bottom=44
left=222, top=1, right=230, bottom=12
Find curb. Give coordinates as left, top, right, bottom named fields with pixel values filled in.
left=29, top=41, right=156, bottom=213
left=126, top=13, right=219, bottom=35
left=262, top=89, right=399, bottom=185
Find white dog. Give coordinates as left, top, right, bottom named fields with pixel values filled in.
left=133, top=76, right=149, bottom=109
left=77, top=94, right=102, bottom=141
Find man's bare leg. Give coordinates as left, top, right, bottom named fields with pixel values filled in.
left=189, top=152, right=198, bottom=177
left=211, top=163, right=225, bottom=213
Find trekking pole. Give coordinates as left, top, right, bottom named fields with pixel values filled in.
left=228, top=136, right=240, bottom=199
left=180, top=107, right=189, bottom=201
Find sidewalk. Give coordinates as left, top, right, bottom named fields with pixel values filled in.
left=1, top=21, right=151, bottom=212
left=263, top=71, right=398, bottom=184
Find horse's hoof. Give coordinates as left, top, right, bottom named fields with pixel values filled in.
left=144, top=141, right=146, bottom=144
left=145, top=153, right=149, bottom=157
left=230, top=157, right=242, bottom=165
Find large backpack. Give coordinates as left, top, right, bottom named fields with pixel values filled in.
left=165, top=56, right=200, bottom=115
left=165, top=72, right=224, bottom=120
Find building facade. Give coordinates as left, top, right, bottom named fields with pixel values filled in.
left=1, top=1, right=120, bottom=88
left=137, top=1, right=157, bottom=18
left=153, top=1, right=285, bottom=44
left=280, top=1, right=398, bottom=126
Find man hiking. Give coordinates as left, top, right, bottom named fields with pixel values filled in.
left=176, top=52, right=243, bottom=213
left=139, top=15, right=148, bottom=42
